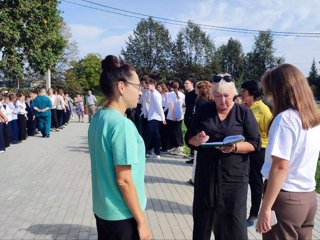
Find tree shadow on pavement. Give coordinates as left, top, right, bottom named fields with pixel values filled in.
left=145, top=175, right=191, bottom=186
left=65, top=145, right=90, bottom=153
left=26, top=224, right=96, bottom=239
left=146, top=198, right=192, bottom=215
left=146, top=157, right=190, bottom=166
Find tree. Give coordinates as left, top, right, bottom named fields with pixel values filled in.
left=0, top=0, right=66, bottom=87
left=216, top=38, right=244, bottom=82
left=171, top=21, right=217, bottom=81
left=170, top=33, right=188, bottom=81
left=308, top=59, right=320, bottom=98
left=243, top=30, right=284, bottom=80
left=121, top=17, right=172, bottom=78
left=65, top=53, right=101, bottom=95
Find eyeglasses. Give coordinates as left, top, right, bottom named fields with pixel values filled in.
left=127, top=81, right=143, bottom=91
left=212, top=75, right=234, bottom=83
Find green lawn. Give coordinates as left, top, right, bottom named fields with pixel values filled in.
left=316, top=158, right=320, bottom=193
left=181, top=121, right=191, bottom=155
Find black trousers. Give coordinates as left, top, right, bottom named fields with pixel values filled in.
left=64, top=108, right=71, bottom=124
left=27, top=117, right=36, bottom=136
left=144, top=119, right=161, bottom=155
left=0, top=123, right=5, bottom=151
left=51, top=109, right=58, bottom=128
left=56, top=109, right=64, bottom=127
left=133, top=104, right=142, bottom=134
left=159, top=110, right=169, bottom=151
left=193, top=182, right=248, bottom=240
left=3, top=122, right=10, bottom=148
left=184, top=114, right=193, bottom=130
left=95, top=214, right=139, bottom=240
left=18, top=114, right=27, bottom=141
left=166, top=120, right=183, bottom=149
left=10, top=119, right=19, bottom=143
left=140, top=117, right=148, bottom=143
left=248, top=148, right=265, bottom=217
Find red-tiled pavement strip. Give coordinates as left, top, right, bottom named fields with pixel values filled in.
left=0, top=117, right=320, bottom=240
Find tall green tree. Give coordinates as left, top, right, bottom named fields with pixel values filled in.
left=171, top=21, right=217, bottom=81
left=170, top=33, right=188, bottom=81
left=67, top=53, right=102, bottom=94
left=0, top=0, right=66, bottom=87
left=243, top=30, right=284, bottom=80
left=121, top=17, right=172, bottom=78
left=216, top=38, right=244, bottom=82
left=308, top=58, right=320, bottom=98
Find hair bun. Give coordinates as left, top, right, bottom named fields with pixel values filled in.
left=101, top=55, right=121, bottom=71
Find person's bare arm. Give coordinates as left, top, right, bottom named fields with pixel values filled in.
left=115, top=165, right=151, bottom=240
left=256, top=156, right=288, bottom=234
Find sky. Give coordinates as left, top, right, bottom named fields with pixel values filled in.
left=59, top=0, right=320, bottom=76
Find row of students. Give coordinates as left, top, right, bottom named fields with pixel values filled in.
left=0, top=93, right=30, bottom=152
left=0, top=88, right=73, bottom=153
left=130, top=77, right=186, bottom=159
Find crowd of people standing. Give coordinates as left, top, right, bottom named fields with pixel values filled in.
left=127, top=76, right=186, bottom=159
left=88, top=54, right=320, bottom=240
left=0, top=88, right=94, bottom=153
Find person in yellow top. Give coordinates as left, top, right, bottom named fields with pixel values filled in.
left=241, top=80, right=273, bottom=227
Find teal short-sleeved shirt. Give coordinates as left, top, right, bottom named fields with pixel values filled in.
left=88, top=108, right=147, bottom=220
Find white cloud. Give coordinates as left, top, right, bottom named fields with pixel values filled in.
left=69, top=24, right=130, bottom=58
left=275, top=37, right=319, bottom=75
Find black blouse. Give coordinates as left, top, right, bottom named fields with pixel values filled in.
left=185, top=101, right=261, bottom=207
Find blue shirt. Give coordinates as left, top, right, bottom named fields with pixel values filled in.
left=88, top=108, right=147, bottom=220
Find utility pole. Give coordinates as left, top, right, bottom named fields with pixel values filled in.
left=46, top=69, right=51, bottom=90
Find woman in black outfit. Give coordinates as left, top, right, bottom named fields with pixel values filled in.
left=185, top=73, right=260, bottom=240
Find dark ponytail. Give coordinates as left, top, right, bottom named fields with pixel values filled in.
left=100, top=55, right=136, bottom=103
left=171, top=81, right=180, bottom=100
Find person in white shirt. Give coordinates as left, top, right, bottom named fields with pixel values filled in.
left=166, top=81, right=185, bottom=154
left=143, top=78, right=166, bottom=159
left=156, top=83, right=170, bottom=152
left=139, top=76, right=151, bottom=142
left=48, top=88, right=59, bottom=131
left=2, top=95, right=12, bottom=147
left=16, top=93, right=27, bottom=141
left=256, top=64, right=320, bottom=240
left=56, top=89, right=65, bottom=129
left=8, top=93, right=19, bottom=144
left=0, top=95, right=8, bottom=152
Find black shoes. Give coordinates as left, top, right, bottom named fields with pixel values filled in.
left=185, top=159, right=194, bottom=164
left=188, top=179, right=194, bottom=185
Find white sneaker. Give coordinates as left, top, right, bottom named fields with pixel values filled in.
left=0, top=150, right=4, bottom=153
left=172, top=146, right=183, bottom=154
left=167, top=148, right=176, bottom=153
left=146, top=150, right=153, bottom=158
left=149, top=152, right=161, bottom=159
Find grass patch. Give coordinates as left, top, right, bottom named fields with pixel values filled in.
left=181, top=121, right=191, bottom=155
left=316, top=158, right=320, bottom=193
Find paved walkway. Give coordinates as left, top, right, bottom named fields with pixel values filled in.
left=1, top=118, right=320, bottom=240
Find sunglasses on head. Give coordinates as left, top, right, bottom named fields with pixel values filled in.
left=212, top=75, right=234, bottom=83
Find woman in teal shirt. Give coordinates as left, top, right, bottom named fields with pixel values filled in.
left=88, top=55, right=151, bottom=240
left=31, top=88, right=52, bottom=138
